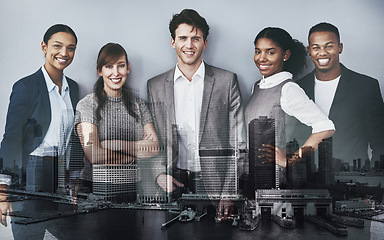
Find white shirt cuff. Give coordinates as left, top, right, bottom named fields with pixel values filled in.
left=0, top=174, right=12, bottom=186
left=311, top=119, right=335, bottom=134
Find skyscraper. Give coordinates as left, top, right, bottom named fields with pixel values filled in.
left=248, top=117, right=276, bottom=198
left=199, top=148, right=238, bottom=197
left=318, top=137, right=334, bottom=185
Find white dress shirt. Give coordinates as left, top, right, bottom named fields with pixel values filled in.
left=314, top=75, right=340, bottom=116
left=30, top=66, right=74, bottom=157
left=257, top=71, right=335, bottom=133
left=174, top=62, right=205, bottom=172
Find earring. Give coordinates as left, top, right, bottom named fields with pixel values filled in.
left=283, top=59, right=287, bottom=61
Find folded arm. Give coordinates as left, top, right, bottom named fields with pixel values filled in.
left=100, top=123, right=160, bottom=159
left=76, top=122, right=134, bottom=164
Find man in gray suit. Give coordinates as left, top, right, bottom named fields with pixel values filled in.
left=147, top=9, right=245, bottom=219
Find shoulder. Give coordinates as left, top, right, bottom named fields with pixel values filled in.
left=206, top=64, right=236, bottom=78
left=282, top=81, right=306, bottom=96
left=13, top=69, right=44, bottom=88
left=77, top=93, right=97, bottom=109
left=147, top=68, right=174, bottom=85
left=66, top=76, right=79, bottom=89
left=296, top=71, right=314, bottom=86
left=341, top=64, right=379, bottom=86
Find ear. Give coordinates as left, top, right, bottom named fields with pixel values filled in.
left=203, top=39, right=208, bottom=50
left=307, top=46, right=311, bottom=56
left=127, top=62, right=131, bottom=74
left=283, top=50, right=291, bottom=61
left=41, top=41, right=47, bottom=55
left=338, top=42, right=343, bottom=54
left=171, top=38, right=176, bottom=49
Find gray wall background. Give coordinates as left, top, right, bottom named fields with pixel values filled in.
left=1, top=0, right=383, bottom=138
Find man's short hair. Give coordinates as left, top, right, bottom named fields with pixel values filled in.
left=169, top=9, right=210, bottom=41
left=308, top=22, right=340, bottom=43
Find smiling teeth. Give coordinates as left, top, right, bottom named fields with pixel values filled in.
left=259, top=65, right=270, bottom=70
left=318, top=59, right=330, bottom=65
left=56, top=58, right=67, bottom=62
left=184, top=51, right=194, bottom=55
left=110, top=78, right=121, bottom=83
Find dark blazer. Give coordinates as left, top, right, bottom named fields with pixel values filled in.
left=0, top=68, right=79, bottom=176
left=296, top=64, right=384, bottom=163
left=147, top=63, right=245, bottom=193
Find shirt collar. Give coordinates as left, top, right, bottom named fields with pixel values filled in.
left=41, top=65, right=69, bottom=93
left=258, top=71, right=292, bottom=89
left=174, top=61, right=205, bottom=83
left=314, top=74, right=341, bottom=83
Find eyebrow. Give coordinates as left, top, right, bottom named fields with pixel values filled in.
left=52, top=40, right=76, bottom=46
left=255, top=47, right=276, bottom=51
left=310, top=41, right=335, bottom=46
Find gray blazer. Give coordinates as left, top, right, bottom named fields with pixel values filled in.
left=147, top=63, right=245, bottom=189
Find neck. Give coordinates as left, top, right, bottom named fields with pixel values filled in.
left=177, top=60, right=202, bottom=81
left=104, top=88, right=122, bottom=98
left=315, top=63, right=342, bottom=81
left=44, top=64, right=63, bottom=93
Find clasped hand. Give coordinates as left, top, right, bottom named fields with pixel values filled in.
left=259, top=144, right=301, bottom=168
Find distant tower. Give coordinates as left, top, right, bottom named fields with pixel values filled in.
left=286, top=139, right=299, bottom=155
left=302, top=146, right=315, bottom=184
left=318, top=137, right=334, bottom=185
left=353, top=159, right=357, bottom=172
left=248, top=117, right=276, bottom=198
left=286, top=139, right=306, bottom=188
left=26, top=121, right=43, bottom=192
left=380, top=155, right=384, bottom=170
left=358, top=158, right=362, bottom=171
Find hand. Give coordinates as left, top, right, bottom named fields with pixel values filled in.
left=287, top=152, right=301, bottom=166
left=0, top=187, right=12, bottom=227
left=217, top=198, right=233, bottom=221
left=143, top=133, right=155, bottom=141
left=259, top=144, right=287, bottom=168
left=156, top=174, right=184, bottom=193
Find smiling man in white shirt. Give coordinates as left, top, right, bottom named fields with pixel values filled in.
left=297, top=22, right=384, bottom=165
left=147, top=9, right=245, bottom=220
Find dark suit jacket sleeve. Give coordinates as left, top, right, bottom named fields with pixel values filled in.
left=364, top=78, right=384, bottom=161
left=0, top=80, right=33, bottom=173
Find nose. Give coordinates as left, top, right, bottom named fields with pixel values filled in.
left=113, top=66, right=119, bottom=76
left=185, top=38, right=193, bottom=48
left=60, top=47, right=69, bottom=56
left=319, top=47, right=327, bottom=56
left=258, top=52, right=267, bottom=62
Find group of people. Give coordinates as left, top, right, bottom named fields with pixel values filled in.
left=1, top=8, right=384, bottom=225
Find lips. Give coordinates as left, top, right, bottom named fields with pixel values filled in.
left=183, top=50, right=195, bottom=55
left=109, top=78, right=122, bottom=83
left=55, top=57, right=68, bottom=63
left=317, top=58, right=330, bottom=66
left=258, top=64, right=271, bottom=70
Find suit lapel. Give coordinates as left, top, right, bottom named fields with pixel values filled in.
left=35, top=68, right=52, bottom=134
left=199, top=64, right=215, bottom=143
left=164, top=69, right=176, bottom=126
left=329, top=65, right=350, bottom=120
left=36, top=69, right=51, bottom=117
left=67, top=79, right=79, bottom=111
left=305, top=72, right=316, bottom=100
